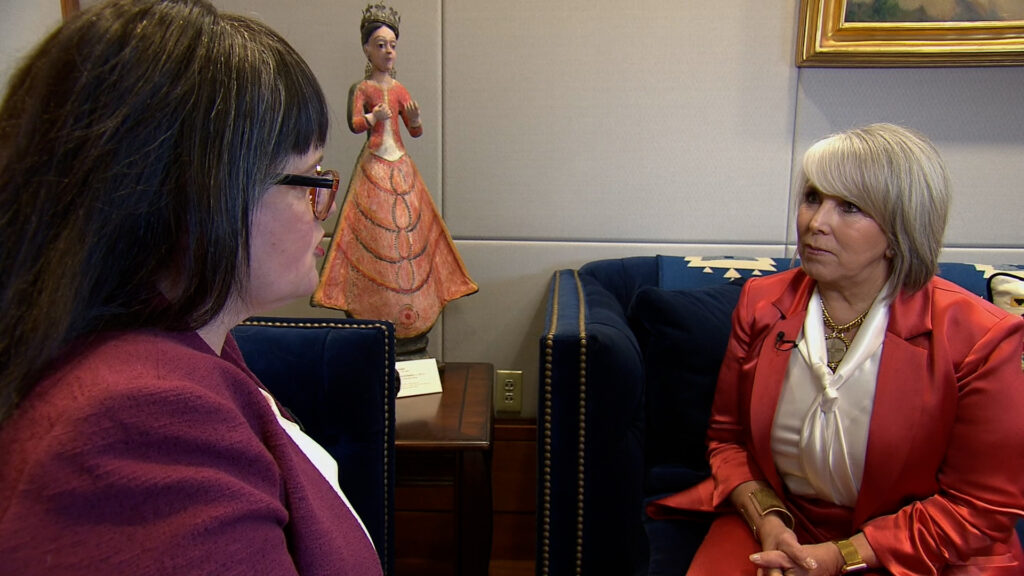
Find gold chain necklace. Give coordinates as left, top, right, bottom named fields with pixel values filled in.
left=820, top=297, right=869, bottom=373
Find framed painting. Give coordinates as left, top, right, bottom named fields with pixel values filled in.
left=797, top=0, right=1024, bottom=67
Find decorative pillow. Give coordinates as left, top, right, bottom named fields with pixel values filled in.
left=627, top=281, right=744, bottom=480
left=988, top=272, right=1024, bottom=318
left=658, top=255, right=793, bottom=290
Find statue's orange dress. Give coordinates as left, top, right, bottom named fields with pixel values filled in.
left=313, top=79, right=477, bottom=338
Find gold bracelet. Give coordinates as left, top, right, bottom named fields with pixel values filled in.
left=833, top=539, right=868, bottom=573
left=741, top=486, right=795, bottom=540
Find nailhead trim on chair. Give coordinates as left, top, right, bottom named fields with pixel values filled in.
left=542, top=341, right=553, bottom=575
left=540, top=271, right=588, bottom=576
left=239, top=318, right=394, bottom=576
left=574, top=271, right=587, bottom=576
left=540, top=273, right=558, bottom=576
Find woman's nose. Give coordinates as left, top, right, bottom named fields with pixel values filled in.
left=807, top=204, right=832, bottom=231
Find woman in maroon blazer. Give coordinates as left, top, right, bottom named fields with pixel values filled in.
left=0, top=1, right=380, bottom=574
left=651, top=124, right=1024, bottom=575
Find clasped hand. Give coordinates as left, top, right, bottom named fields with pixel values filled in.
left=370, top=101, right=419, bottom=126
left=749, top=518, right=844, bottom=576
left=370, top=103, right=391, bottom=122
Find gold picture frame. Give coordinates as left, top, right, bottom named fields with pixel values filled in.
left=797, top=0, right=1024, bottom=67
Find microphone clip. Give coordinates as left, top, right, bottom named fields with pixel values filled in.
left=775, top=331, right=797, bottom=351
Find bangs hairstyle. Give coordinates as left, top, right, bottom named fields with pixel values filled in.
left=210, top=14, right=330, bottom=305
left=799, top=123, right=951, bottom=295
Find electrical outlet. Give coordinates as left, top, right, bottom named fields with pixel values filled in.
left=494, top=370, right=523, bottom=415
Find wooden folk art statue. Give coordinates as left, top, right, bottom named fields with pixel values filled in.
left=313, top=3, right=477, bottom=350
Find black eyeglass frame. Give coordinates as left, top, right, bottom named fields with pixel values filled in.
left=275, top=170, right=340, bottom=221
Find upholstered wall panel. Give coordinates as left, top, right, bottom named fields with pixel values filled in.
left=442, top=0, right=800, bottom=244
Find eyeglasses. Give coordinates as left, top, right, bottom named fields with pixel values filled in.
left=275, top=166, right=340, bottom=221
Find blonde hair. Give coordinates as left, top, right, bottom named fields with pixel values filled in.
left=799, top=123, right=951, bottom=295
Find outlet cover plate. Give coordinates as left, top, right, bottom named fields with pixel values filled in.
left=494, top=369, right=523, bottom=415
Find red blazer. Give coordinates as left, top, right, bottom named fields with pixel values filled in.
left=652, top=268, right=1024, bottom=575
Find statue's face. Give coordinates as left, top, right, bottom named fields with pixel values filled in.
left=363, top=25, right=397, bottom=74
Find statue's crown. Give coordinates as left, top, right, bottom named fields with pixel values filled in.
left=361, top=3, right=400, bottom=33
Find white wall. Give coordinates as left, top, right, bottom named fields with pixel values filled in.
left=0, top=1, right=61, bottom=83
left=6, top=1, right=1023, bottom=417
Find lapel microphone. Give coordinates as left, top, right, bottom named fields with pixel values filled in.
left=775, top=331, right=797, bottom=351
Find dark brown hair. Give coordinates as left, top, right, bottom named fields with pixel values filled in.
left=361, top=21, right=398, bottom=45
left=0, top=0, right=329, bottom=424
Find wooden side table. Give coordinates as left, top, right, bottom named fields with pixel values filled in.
left=394, top=362, right=493, bottom=576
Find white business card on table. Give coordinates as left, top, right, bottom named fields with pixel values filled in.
left=395, top=358, right=443, bottom=398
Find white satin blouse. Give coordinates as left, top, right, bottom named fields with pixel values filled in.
left=770, top=287, right=891, bottom=506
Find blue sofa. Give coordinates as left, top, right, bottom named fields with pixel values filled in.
left=231, top=317, right=398, bottom=576
left=537, top=255, right=1024, bottom=575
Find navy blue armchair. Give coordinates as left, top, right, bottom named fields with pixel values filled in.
left=231, top=317, right=398, bottom=576
left=538, top=255, right=1024, bottom=575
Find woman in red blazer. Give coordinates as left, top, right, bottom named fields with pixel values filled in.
left=651, top=124, right=1024, bottom=575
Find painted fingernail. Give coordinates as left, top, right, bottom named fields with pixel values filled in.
left=805, top=557, right=818, bottom=569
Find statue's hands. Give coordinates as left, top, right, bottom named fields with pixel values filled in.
left=370, top=103, right=391, bottom=123
left=404, top=100, right=421, bottom=126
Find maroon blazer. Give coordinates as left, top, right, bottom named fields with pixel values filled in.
left=652, top=268, right=1024, bottom=575
left=0, top=329, right=382, bottom=575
